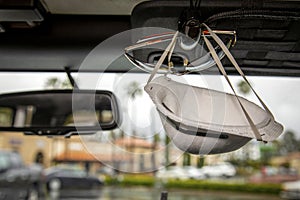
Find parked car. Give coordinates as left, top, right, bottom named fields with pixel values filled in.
left=44, top=166, right=104, bottom=194
left=202, top=162, right=236, bottom=178
left=281, top=180, right=300, bottom=200
left=0, top=150, right=43, bottom=200
left=156, top=166, right=190, bottom=180
left=249, top=166, right=299, bottom=184
left=182, top=166, right=205, bottom=180
left=96, top=166, right=117, bottom=178
left=156, top=166, right=205, bottom=180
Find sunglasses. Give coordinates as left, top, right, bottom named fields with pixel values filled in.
left=124, top=28, right=236, bottom=75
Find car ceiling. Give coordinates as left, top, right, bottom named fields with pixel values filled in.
left=44, top=0, right=145, bottom=15
left=0, top=0, right=299, bottom=76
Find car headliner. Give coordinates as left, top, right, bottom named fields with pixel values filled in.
left=0, top=0, right=299, bottom=76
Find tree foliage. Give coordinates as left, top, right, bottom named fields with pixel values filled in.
left=278, top=130, right=300, bottom=155
left=237, top=80, right=251, bottom=95
left=44, top=77, right=72, bottom=89
left=126, top=81, right=143, bottom=100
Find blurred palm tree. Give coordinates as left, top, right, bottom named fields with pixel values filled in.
left=237, top=80, right=251, bottom=95
left=125, top=81, right=143, bottom=171
left=126, top=81, right=143, bottom=100
left=125, top=81, right=143, bottom=136
left=44, top=77, right=72, bottom=89
left=165, top=135, right=171, bottom=168
left=279, top=130, right=300, bottom=154
left=183, top=153, right=191, bottom=166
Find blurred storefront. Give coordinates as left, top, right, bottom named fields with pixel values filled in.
left=0, top=132, right=52, bottom=167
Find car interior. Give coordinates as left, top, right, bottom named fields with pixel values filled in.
left=0, top=0, right=299, bottom=199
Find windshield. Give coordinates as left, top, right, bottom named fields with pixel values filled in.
left=0, top=72, right=299, bottom=199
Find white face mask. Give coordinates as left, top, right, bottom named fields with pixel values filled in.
left=144, top=76, right=283, bottom=155
left=126, top=24, right=284, bottom=155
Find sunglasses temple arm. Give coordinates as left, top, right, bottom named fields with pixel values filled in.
left=125, top=37, right=173, bottom=52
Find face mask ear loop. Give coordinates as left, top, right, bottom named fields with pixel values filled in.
left=203, top=35, right=263, bottom=142
left=147, top=31, right=179, bottom=85
left=202, top=23, right=274, bottom=121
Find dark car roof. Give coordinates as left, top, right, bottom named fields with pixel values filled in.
left=0, top=0, right=299, bottom=76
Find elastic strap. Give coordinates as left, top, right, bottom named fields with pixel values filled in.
left=202, top=23, right=275, bottom=141
left=203, top=35, right=263, bottom=141
left=147, top=31, right=179, bottom=84
left=202, top=23, right=274, bottom=121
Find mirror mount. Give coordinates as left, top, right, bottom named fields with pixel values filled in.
left=64, top=66, right=79, bottom=90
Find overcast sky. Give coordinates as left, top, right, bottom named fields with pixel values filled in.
left=0, top=72, right=299, bottom=139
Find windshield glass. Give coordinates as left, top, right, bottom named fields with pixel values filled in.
left=0, top=72, right=299, bottom=200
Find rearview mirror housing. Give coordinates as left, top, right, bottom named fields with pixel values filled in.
left=0, top=90, right=121, bottom=136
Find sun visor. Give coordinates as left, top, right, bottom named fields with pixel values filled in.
left=131, top=0, right=300, bottom=76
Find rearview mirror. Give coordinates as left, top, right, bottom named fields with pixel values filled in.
left=0, top=90, right=121, bottom=136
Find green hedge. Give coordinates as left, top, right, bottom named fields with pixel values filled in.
left=105, top=175, right=155, bottom=187
left=105, top=175, right=282, bottom=195
left=164, top=180, right=281, bottom=195
left=120, top=175, right=155, bottom=187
